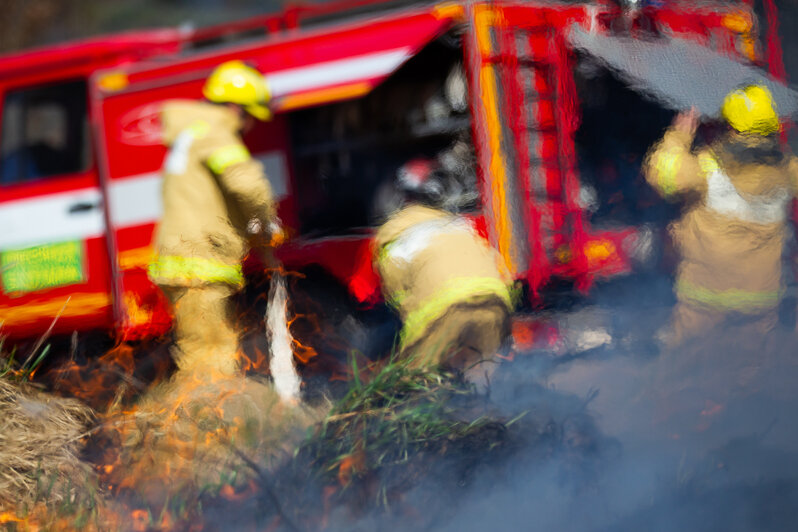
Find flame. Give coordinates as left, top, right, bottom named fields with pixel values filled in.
left=240, top=344, right=269, bottom=373
left=220, top=480, right=258, bottom=502
left=697, top=400, right=726, bottom=432
left=286, top=312, right=320, bottom=364
left=159, top=511, right=174, bottom=530
left=18, top=267, right=328, bottom=529
left=512, top=319, right=536, bottom=351
left=337, top=455, right=356, bottom=486
left=131, top=509, right=150, bottom=531
left=45, top=341, right=173, bottom=412
left=291, top=336, right=318, bottom=365
left=338, top=446, right=367, bottom=486
left=0, top=511, right=24, bottom=524
left=496, top=351, right=516, bottom=362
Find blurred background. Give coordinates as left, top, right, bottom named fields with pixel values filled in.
left=1, top=0, right=798, bottom=85
left=0, top=0, right=282, bottom=53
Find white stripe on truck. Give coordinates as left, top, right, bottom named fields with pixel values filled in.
left=107, top=151, right=287, bottom=227
left=0, top=150, right=289, bottom=249
left=107, top=172, right=163, bottom=228
left=267, top=47, right=412, bottom=97
left=0, top=188, right=105, bottom=249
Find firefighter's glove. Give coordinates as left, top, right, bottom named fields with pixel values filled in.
left=247, top=218, right=287, bottom=247
left=267, top=221, right=287, bottom=247
left=673, top=107, right=699, bottom=138
left=247, top=218, right=263, bottom=236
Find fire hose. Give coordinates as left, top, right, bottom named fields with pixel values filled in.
left=259, top=220, right=302, bottom=404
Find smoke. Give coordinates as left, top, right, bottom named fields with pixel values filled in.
left=257, top=261, right=797, bottom=532
left=412, top=288, right=798, bottom=532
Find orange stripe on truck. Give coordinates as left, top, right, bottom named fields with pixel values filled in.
left=118, top=246, right=154, bottom=270
left=277, top=81, right=373, bottom=111
left=474, top=5, right=516, bottom=274
left=0, top=292, right=111, bottom=327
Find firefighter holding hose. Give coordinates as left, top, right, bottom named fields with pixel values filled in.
left=644, top=84, right=798, bottom=346
left=148, top=61, right=281, bottom=378
left=374, top=159, right=515, bottom=385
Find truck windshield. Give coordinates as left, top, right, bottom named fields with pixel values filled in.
left=0, top=79, right=90, bottom=185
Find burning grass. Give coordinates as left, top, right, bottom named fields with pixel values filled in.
left=101, top=372, right=326, bottom=526
left=0, top=306, right=603, bottom=531
left=225, top=355, right=531, bottom=529
left=88, top=352, right=528, bottom=530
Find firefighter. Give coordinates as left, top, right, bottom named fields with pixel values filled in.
left=373, top=159, right=515, bottom=381
left=643, top=84, right=798, bottom=346
left=148, top=60, right=279, bottom=377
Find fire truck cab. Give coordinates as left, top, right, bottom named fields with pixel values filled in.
left=0, top=0, right=768, bottom=342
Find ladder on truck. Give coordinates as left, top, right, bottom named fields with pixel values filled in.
left=467, top=4, right=591, bottom=300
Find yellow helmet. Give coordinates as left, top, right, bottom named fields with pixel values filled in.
left=721, top=84, right=780, bottom=136
left=202, top=60, right=272, bottom=121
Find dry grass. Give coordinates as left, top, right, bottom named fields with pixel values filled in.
left=103, top=373, right=326, bottom=523
left=0, top=377, right=97, bottom=512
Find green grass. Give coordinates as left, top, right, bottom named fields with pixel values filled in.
left=304, top=353, right=511, bottom=486
left=0, top=337, right=51, bottom=382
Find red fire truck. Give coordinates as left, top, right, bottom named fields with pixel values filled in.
left=0, top=0, right=779, bottom=342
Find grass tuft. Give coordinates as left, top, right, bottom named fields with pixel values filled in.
left=303, top=354, right=510, bottom=489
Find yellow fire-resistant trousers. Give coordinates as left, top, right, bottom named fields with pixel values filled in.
left=401, top=299, right=510, bottom=376
left=667, top=300, right=778, bottom=347
left=161, top=284, right=240, bottom=376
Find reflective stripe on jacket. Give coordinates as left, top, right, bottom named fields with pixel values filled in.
left=399, top=276, right=513, bottom=348
left=374, top=205, right=514, bottom=351
left=150, top=100, right=276, bottom=287
left=699, top=153, right=790, bottom=225
left=147, top=255, right=244, bottom=288
left=676, top=279, right=780, bottom=313
left=380, top=217, right=474, bottom=266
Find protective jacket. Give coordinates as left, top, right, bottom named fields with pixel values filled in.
left=148, top=100, right=276, bottom=289
left=374, top=204, right=514, bottom=368
left=644, top=126, right=798, bottom=317
left=147, top=100, right=276, bottom=376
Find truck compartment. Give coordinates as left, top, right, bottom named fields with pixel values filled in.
left=286, top=35, right=477, bottom=236
left=573, top=52, right=680, bottom=231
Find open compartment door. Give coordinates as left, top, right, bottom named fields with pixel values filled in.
left=567, top=25, right=798, bottom=119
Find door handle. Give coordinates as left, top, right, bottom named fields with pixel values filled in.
left=67, top=201, right=101, bottom=214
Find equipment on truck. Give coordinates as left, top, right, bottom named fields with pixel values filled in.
left=0, top=0, right=790, bottom=355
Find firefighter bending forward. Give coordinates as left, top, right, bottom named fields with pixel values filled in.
left=644, top=85, right=798, bottom=346
left=374, top=160, right=515, bottom=379
left=148, top=61, right=278, bottom=377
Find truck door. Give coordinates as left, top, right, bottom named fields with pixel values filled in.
left=0, top=78, right=115, bottom=338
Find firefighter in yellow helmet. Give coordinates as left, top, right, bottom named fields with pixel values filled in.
left=373, top=158, right=515, bottom=383
left=148, top=61, right=280, bottom=377
left=644, top=84, right=798, bottom=346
